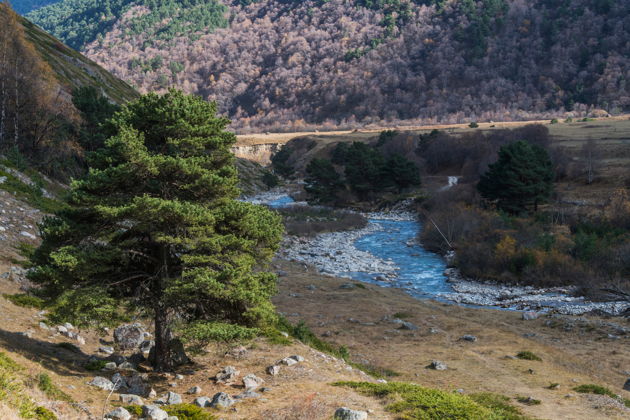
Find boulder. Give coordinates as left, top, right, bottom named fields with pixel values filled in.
left=142, top=405, right=169, bottom=420
left=242, top=374, right=264, bottom=390
left=266, top=365, right=280, bottom=376
left=118, top=361, right=136, bottom=371
left=398, top=321, right=418, bottom=331
left=334, top=407, right=368, bottom=420
left=114, top=324, right=146, bottom=350
left=126, top=373, right=151, bottom=397
left=119, top=394, right=144, bottom=405
left=624, top=379, right=630, bottom=391
left=461, top=335, right=477, bottom=342
left=187, top=386, right=202, bottom=394
left=88, top=376, right=115, bottom=391
left=426, top=360, right=448, bottom=370
left=104, top=407, right=131, bottom=420
left=140, top=340, right=154, bottom=354
left=104, top=362, right=117, bottom=370
left=111, top=373, right=127, bottom=390
left=193, top=396, right=211, bottom=407
left=215, top=366, right=239, bottom=384
left=156, top=391, right=182, bottom=405
left=209, top=392, right=235, bottom=408
left=234, top=390, right=261, bottom=400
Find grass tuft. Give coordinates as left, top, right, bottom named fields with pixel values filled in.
left=126, top=403, right=217, bottom=419
left=516, top=351, right=542, bottom=361
left=516, top=396, right=541, bottom=406
left=36, top=373, right=72, bottom=402
left=84, top=360, right=107, bottom=371
left=573, top=384, right=630, bottom=408
left=2, top=293, right=46, bottom=309
left=335, top=382, right=533, bottom=419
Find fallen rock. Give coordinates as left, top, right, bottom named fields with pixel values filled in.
left=187, top=386, right=202, bottom=394
left=242, top=374, right=264, bottom=390
left=156, top=391, right=182, bottom=405
left=209, top=392, right=235, bottom=408
left=334, top=407, right=368, bottom=420
left=114, top=324, right=146, bottom=351
left=142, top=404, right=169, bottom=420
left=266, top=365, right=280, bottom=376
left=234, top=390, right=261, bottom=399
left=88, top=376, right=115, bottom=391
left=215, top=366, right=239, bottom=384
left=398, top=321, right=418, bottom=331
left=226, top=345, right=248, bottom=358
left=426, top=360, right=448, bottom=370
left=105, top=407, right=131, bottom=420
left=119, top=394, right=144, bottom=405
left=126, top=373, right=151, bottom=397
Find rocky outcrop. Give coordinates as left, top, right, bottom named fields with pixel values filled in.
left=232, top=143, right=281, bottom=165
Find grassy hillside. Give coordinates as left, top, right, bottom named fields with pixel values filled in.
left=20, top=16, right=137, bottom=104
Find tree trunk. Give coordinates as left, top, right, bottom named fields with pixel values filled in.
left=153, top=305, right=172, bottom=372
left=13, top=57, right=18, bottom=147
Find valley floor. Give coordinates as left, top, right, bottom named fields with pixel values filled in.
left=272, top=258, right=630, bottom=420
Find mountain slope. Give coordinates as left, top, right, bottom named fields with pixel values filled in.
left=27, top=0, right=630, bottom=131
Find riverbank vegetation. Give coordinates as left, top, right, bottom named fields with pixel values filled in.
left=278, top=205, right=367, bottom=236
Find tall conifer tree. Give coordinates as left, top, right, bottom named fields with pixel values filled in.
left=29, top=90, right=283, bottom=370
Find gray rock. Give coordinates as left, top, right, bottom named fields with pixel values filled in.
left=175, top=374, right=184, bottom=380
left=209, top=392, right=235, bottom=408
left=624, top=378, right=630, bottom=391
left=215, top=366, right=239, bottom=384
left=126, top=373, right=151, bottom=397
left=187, top=386, right=202, bottom=394
left=398, top=321, right=418, bottom=331
left=461, top=335, right=477, bottom=342
left=56, top=325, right=68, bottom=334
left=38, top=322, right=49, bottom=330
left=340, top=283, right=356, bottom=289
left=111, top=373, right=127, bottom=389
left=334, top=407, right=368, bottom=420
left=279, top=357, right=297, bottom=366
left=142, top=405, right=169, bottom=420
left=64, top=322, right=74, bottom=330
left=107, top=354, right=127, bottom=365
left=266, top=365, right=280, bottom=376
left=119, top=394, right=144, bottom=405
left=105, top=407, right=131, bottom=420
left=88, top=376, right=115, bottom=391
left=156, top=391, right=182, bottom=405
left=118, top=361, right=136, bottom=371
left=140, top=340, right=154, bottom=354
left=234, top=390, right=261, bottom=400
left=104, top=362, right=117, bottom=370
left=114, top=323, right=146, bottom=350
left=522, top=311, right=539, bottom=321
left=242, top=374, right=264, bottom=390
left=426, top=360, right=448, bottom=370
left=193, top=396, right=211, bottom=407
left=290, top=355, right=305, bottom=362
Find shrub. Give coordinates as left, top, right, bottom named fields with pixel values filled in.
left=516, top=396, right=541, bottom=405
left=2, top=293, right=46, bottom=309
left=84, top=360, right=107, bottom=371
left=550, top=118, right=558, bottom=124
left=34, top=406, right=57, bottom=420
left=180, top=321, right=260, bottom=349
left=564, top=117, right=573, bottom=123
left=261, top=171, right=279, bottom=189
left=469, top=122, right=479, bottom=128
left=516, top=351, right=542, bottom=361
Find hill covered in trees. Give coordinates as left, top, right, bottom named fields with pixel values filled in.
left=25, top=0, right=630, bottom=131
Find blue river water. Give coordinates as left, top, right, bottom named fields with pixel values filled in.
left=268, top=195, right=452, bottom=297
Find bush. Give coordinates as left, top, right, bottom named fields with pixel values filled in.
left=550, top=118, right=558, bottom=124
left=516, top=351, right=542, bottom=361
left=2, top=293, right=46, bottom=309
left=180, top=321, right=260, bottom=349
left=34, top=406, right=57, bottom=420
left=84, top=360, right=107, bottom=371
left=516, top=396, right=541, bottom=405
left=261, top=171, right=279, bottom=189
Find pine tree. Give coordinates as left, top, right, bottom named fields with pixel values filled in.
left=304, top=158, right=343, bottom=204
left=477, top=140, right=554, bottom=214
left=29, top=90, right=283, bottom=370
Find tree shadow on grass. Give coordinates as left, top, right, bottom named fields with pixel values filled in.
left=0, top=328, right=90, bottom=377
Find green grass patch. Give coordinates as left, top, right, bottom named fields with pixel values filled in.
left=84, top=360, right=107, bottom=371
left=545, top=383, right=559, bottom=390
left=36, top=373, right=72, bottom=402
left=0, top=166, right=65, bottom=214
left=393, top=312, right=412, bottom=319
left=125, top=403, right=217, bottom=419
left=2, top=293, right=46, bottom=309
left=516, top=351, right=542, bottom=361
left=334, top=382, right=533, bottom=419
left=34, top=406, right=57, bottom=420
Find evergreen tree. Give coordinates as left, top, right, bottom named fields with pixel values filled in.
left=29, top=90, right=283, bottom=370
left=477, top=140, right=553, bottom=214
left=385, top=153, right=420, bottom=192
left=72, top=86, right=119, bottom=152
left=304, top=158, right=343, bottom=204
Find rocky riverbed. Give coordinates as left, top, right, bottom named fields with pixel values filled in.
left=249, top=192, right=630, bottom=316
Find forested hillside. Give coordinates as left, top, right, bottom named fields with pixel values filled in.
left=0, top=2, right=137, bottom=178
left=26, top=0, right=630, bottom=131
